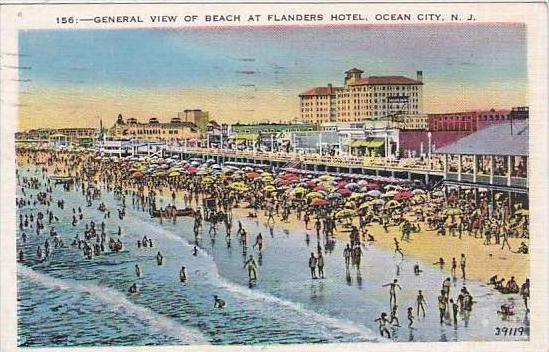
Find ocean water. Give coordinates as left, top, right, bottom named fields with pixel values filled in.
left=16, top=166, right=529, bottom=346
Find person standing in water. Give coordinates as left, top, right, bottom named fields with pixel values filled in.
left=243, top=255, right=258, bottom=281
left=156, top=251, right=164, bottom=266
left=309, top=252, right=318, bottom=279
left=382, top=279, right=402, bottom=308
left=374, top=312, right=391, bottom=338
left=520, top=278, right=530, bottom=312
left=416, top=290, right=427, bottom=317
left=407, top=307, right=414, bottom=327
left=135, top=264, right=142, bottom=278
left=179, top=266, right=187, bottom=283
left=317, top=252, right=325, bottom=279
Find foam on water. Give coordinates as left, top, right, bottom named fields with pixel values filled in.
left=136, top=218, right=378, bottom=341
left=18, top=264, right=210, bottom=345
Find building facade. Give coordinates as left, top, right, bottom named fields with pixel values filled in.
left=299, top=68, right=424, bottom=124
left=428, top=109, right=512, bottom=132
left=110, top=114, right=199, bottom=142
left=299, top=85, right=339, bottom=124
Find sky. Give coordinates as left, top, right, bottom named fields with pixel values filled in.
left=18, top=24, right=527, bottom=130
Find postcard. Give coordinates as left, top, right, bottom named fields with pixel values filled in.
left=0, top=1, right=547, bottom=352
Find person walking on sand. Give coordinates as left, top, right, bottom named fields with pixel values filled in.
left=393, top=238, right=404, bottom=258
left=460, top=253, right=467, bottom=280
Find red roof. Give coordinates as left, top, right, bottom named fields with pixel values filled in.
left=348, top=76, right=422, bottom=86
left=299, top=86, right=339, bottom=96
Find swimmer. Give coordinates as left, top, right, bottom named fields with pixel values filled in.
left=179, top=266, right=187, bottom=283
left=213, top=295, right=226, bottom=309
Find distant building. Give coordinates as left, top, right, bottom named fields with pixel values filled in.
left=299, top=68, right=424, bottom=124
left=299, top=84, right=339, bottom=124
left=428, top=109, right=512, bottom=132
left=16, top=127, right=98, bottom=147
left=178, top=109, right=209, bottom=135
left=110, top=114, right=199, bottom=141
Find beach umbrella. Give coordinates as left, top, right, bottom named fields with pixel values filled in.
left=357, top=180, right=368, bottom=186
left=306, top=192, right=324, bottom=200
left=514, top=209, right=529, bottom=216
left=131, top=171, right=144, bottom=178
left=262, top=176, right=274, bottom=183
left=385, top=200, right=401, bottom=209
left=327, top=192, right=342, bottom=200
left=168, top=171, right=180, bottom=177
left=413, top=194, right=427, bottom=203
left=255, top=168, right=264, bottom=173
left=261, top=172, right=272, bottom=178
left=319, top=175, right=334, bottom=182
left=384, top=184, right=398, bottom=190
left=359, top=201, right=371, bottom=210
left=349, top=192, right=366, bottom=201
left=242, top=166, right=253, bottom=172
left=432, top=190, right=445, bottom=197
left=384, top=190, right=398, bottom=198
left=366, top=190, right=382, bottom=197
left=345, top=183, right=360, bottom=191
left=338, top=188, right=352, bottom=197
left=202, top=176, right=215, bottom=184
left=264, top=185, right=276, bottom=193
left=364, top=182, right=380, bottom=190
left=336, top=209, right=356, bottom=219
left=311, top=198, right=329, bottom=207
left=246, top=172, right=260, bottom=180
left=185, top=166, right=198, bottom=174
left=293, top=187, right=307, bottom=195
left=395, top=191, right=412, bottom=201
left=229, top=182, right=249, bottom=192
left=344, top=201, right=356, bottom=209
left=412, top=189, right=426, bottom=195
left=443, top=207, right=463, bottom=216
left=337, top=181, right=348, bottom=189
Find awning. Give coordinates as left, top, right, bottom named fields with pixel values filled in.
left=350, top=138, right=385, bottom=148
left=231, top=133, right=259, bottom=142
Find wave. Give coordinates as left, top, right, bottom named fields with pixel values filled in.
left=18, top=264, right=209, bottom=345
left=136, top=219, right=378, bottom=341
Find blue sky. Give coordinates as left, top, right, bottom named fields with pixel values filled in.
left=18, top=24, right=527, bottom=128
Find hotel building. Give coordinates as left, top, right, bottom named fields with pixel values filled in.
left=300, top=68, right=424, bottom=124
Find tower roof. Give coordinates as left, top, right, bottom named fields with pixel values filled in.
left=345, top=68, right=364, bottom=74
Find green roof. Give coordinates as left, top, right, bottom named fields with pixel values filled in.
left=351, top=138, right=385, bottom=148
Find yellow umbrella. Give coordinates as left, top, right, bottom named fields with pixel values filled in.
left=264, top=185, right=276, bottom=192
left=385, top=200, right=401, bottom=209
left=261, top=172, right=272, bottom=177
left=336, top=209, right=356, bottom=219
left=168, top=171, right=180, bottom=177
left=306, top=192, right=324, bottom=200
left=350, top=192, right=366, bottom=201
left=319, top=175, right=334, bottom=181
left=359, top=201, right=371, bottom=210
left=293, top=187, right=307, bottom=195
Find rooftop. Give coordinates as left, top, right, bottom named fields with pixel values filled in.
left=434, top=120, right=528, bottom=156
left=299, top=86, right=340, bottom=96
left=348, top=76, right=423, bottom=86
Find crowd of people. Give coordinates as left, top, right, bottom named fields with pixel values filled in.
left=16, top=148, right=530, bottom=339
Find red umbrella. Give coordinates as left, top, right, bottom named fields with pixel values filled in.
left=246, top=172, right=260, bottom=179
left=337, top=181, right=348, bottom=189
left=185, top=166, right=198, bottom=174
left=131, top=171, right=144, bottom=178
left=365, top=182, right=380, bottom=190
left=311, top=198, right=329, bottom=206
left=395, top=191, right=412, bottom=201
left=338, top=188, right=352, bottom=197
